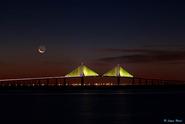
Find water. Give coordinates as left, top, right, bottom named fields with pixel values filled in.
left=0, top=88, right=185, bottom=124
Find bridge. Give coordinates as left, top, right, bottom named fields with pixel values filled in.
left=0, top=64, right=184, bottom=87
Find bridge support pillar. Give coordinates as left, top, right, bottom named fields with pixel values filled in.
left=46, top=79, right=49, bottom=86
left=132, top=78, right=134, bottom=85
left=64, top=78, right=66, bottom=86
left=117, top=77, right=120, bottom=86
left=81, top=77, right=84, bottom=86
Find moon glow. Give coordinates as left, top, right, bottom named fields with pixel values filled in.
left=38, top=46, right=46, bottom=54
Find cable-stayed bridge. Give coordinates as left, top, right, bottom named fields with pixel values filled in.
left=0, top=64, right=184, bottom=87
left=0, top=76, right=184, bottom=87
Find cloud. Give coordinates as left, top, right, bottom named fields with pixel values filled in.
left=99, top=48, right=185, bottom=63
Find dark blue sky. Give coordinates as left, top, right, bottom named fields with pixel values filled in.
left=0, top=0, right=185, bottom=79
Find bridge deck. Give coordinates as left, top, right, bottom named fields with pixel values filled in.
left=0, top=76, right=184, bottom=87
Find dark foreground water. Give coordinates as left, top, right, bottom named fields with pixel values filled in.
left=0, top=88, right=185, bottom=124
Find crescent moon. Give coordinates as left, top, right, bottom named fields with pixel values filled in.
left=38, top=48, right=45, bottom=54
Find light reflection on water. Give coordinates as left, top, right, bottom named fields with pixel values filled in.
left=0, top=89, right=184, bottom=95
left=0, top=89, right=184, bottom=124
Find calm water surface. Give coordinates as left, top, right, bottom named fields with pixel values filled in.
left=0, top=89, right=184, bottom=124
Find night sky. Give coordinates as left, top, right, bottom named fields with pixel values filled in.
left=1, top=0, right=185, bottom=80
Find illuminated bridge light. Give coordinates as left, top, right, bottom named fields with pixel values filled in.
left=95, top=83, right=101, bottom=86
left=65, top=63, right=99, bottom=77
left=103, top=64, right=133, bottom=78
left=72, top=83, right=81, bottom=86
